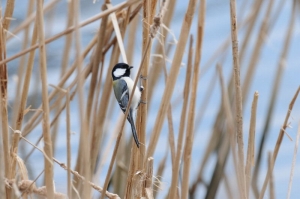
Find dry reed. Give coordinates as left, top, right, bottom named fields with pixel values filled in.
left=229, top=0, right=246, bottom=198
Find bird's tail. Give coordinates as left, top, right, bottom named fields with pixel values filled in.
left=128, top=109, right=140, bottom=148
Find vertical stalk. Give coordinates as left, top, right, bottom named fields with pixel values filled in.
left=36, top=0, right=54, bottom=197
left=146, top=0, right=197, bottom=159
left=245, top=91, right=258, bottom=198
left=168, top=35, right=193, bottom=199
left=229, top=0, right=246, bottom=198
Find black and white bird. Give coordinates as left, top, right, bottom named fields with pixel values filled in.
left=111, top=63, right=142, bottom=148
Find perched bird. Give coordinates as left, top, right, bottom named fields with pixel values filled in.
left=111, top=63, right=142, bottom=148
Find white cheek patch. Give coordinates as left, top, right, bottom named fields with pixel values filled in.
left=113, top=68, right=126, bottom=77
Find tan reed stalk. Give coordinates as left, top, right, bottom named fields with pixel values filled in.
left=189, top=74, right=219, bottom=197
left=0, top=6, right=13, bottom=199
left=229, top=0, right=247, bottom=198
left=133, top=0, right=159, bottom=192
left=86, top=2, right=110, bottom=171
left=0, top=127, right=4, bottom=196
left=124, top=0, right=153, bottom=196
left=95, top=113, right=125, bottom=176
left=2, top=0, right=15, bottom=31
left=126, top=8, right=139, bottom=64
left=0, top=0, right=141, bottom=66
left=138, top=0, right=156, bottom=172
left=286, top=124, right=300, bottom=199
left=217, top=65, right=241, bottom=198
left=160, top=39, right=176, bottom=165
left=147, top=0, right=176, bottom=102
left=242, top=0, right=273, bottom=103
left=11, top=0, right=34, bottom=127
left=166, top=104, right=176, bottom=165
left=73, top=0, right=91, bottom=197
left=238, top=0, right=264, bottom=66
left=86, top=1, right=109, bottom=124
left=7, top=131, right=20, bottom=199
left=108, top=4, right=128, bottom=64
left=36, top=0, right=54, bottom=197
left=268, top=152, right=275, bottom=199
left=49, top=85, right=72, bottom=198
left=99, top=42, right=124, bottom=199
left=8, top=130, right=20, bottom=187
left=15, top=13, right=39, bottom=132
left=259, top=86, right=300, bottom=199
left=146, top=0, right=196, bottom=160
left=145, top=157, right=154, bottom=198
left=65, top=89, right=71, bottom=199
left=223, top=173, right=234, bottom=199
left=168, top=35, right=193, bottom=199
left=254, top=1, right=297, bottom=196
left=181, top=0, right=205, bottom=196
left=51, top=0, right=75, bottom=153
left=181, top=37, right=198, bottom=199
left=194, top=71, right=217, bottom=131
left=245, top=91, right=258, bottom=198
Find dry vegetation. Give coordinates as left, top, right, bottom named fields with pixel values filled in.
left=0, top=0, right=300, bottom=198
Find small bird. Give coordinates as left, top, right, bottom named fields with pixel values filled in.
left=111, top=63, right=142, bottom=148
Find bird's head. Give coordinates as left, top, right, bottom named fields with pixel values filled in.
left=112, top=63, right=133, bottom=80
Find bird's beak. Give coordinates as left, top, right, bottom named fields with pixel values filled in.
left=129, top=66, right=133, bottom=69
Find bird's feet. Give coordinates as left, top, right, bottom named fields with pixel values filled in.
left=140, top=100, right=147, bottom=104
left=140, top=86, right=144, bottom=92
left=140, top=74, right=147, bottom=80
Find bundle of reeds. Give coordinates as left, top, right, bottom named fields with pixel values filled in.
left=0, top=0, right=300, bottom=198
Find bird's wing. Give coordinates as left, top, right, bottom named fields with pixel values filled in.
left=116, top=79, right=129, bottom=113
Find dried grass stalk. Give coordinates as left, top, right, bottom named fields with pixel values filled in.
left=146, top=0, right=197, bottom=160
left=268, top=152, right=275, bottom=199
left=245, top=91, right=258, bottom=197
left=147, top=0, right=176, bottom=102
left=15, top=19, right=38, bottom=131
left=145, top=157, right=154, bottom=199
left=66, top=89, right=71, bottom=198
left=286, top=124, right=300, bottom=199
left=8, top=130, right=21, bottom=180
left=2, top=0, right=15, bottom=30
left=169, top=35, right=193, bottom=199
left=11, top=0, right=34, bottom=127
left=88, top=2, right=109, bottom=173
left=229, top=0, right=246, bottom=197
left=242, top=0, right=273, bottom=103
left=259, top=86, right=300, bottom=199
left=36, top=0, right=54, bottom=197
left=0, top=10, right=11, bottom=199
left=217, top=65, right=240, bottom=197
left=181, top=35, right=201, bottom=199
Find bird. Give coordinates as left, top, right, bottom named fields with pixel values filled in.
left=111, top=63, right=142, bottom=148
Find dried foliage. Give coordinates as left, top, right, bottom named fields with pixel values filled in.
left=0, top=0, right=299, bottom=199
